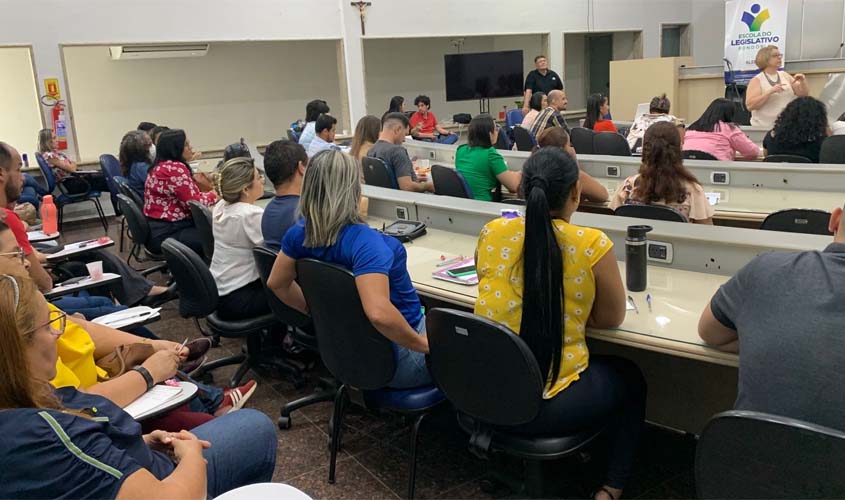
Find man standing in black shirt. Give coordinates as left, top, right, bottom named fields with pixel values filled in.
left=522, top=55, right=564, bottom=115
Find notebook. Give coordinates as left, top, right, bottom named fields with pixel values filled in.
left=432, top=257, right=478, bottom=286
left=92, top=306, right=161, bottom=329
left=124, top=385, right=183, bottom=419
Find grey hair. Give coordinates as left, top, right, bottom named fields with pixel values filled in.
left=215, top=157, right=257, bottom=204
left=299, top=149, right=362, bottom=247
left=37, top=129, right=53, bottom=153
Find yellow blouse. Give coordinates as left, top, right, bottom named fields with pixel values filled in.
left=475, top=216, right=613, bottom=398
left=49, top=303, right=107, bottom=389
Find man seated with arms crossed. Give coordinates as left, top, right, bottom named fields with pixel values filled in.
left=409, top=95, right=458, bottom=145
left=367, top=112, right=433, bottom=193
left=528, top=89, right=570, bottom=138
left=262, top=140, right=307, bottom=252
left=698, top=204, right=845, bottom=430
left=306, top=114, right=340, bottom=158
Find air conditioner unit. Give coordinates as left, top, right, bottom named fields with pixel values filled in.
left=109, top=43, right=209, bottom=60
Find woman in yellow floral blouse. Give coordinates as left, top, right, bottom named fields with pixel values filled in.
left=475, top=147, right=646, bottom=500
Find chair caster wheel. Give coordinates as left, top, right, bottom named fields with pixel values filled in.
left=278, top=416, right=292, bottom=430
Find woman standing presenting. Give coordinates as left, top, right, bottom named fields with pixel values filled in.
left=745, top=45, right=808, bottom=129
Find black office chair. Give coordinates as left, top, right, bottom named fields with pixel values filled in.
left=593, top=132, right=631, bottom=156
left=819, top=135, right=845, bottom=164
left=252, top=247, right=335, bottom=429
left=161, top=238, right=298, bottom=387
left=614, top=203, right=688, bottom=222
left=286, top=129, right=299, bottom=142
left=297, top=258, right=444, bottom=499
left=764, top=154, right=812, bottom=163
left=36, top=152, right=109, bottom=232
left=99, top=154, right=127, bottom=251
left=570, top=127, right=595, bottom=155
left=696, top=410, right=845, bottom=499
left=682, top=150, right=718, bottom=160
left=116, top=194, right=168, bottom=273
left=187, top=200, right=214, bottom=263
left=426, top=308, right=604, bottom=497
left=494, top=126, right=513, bottom=150
left=512, top=126, right=535, bottom=152
left=760, top=209, right=833, bottom=235
left=431, top=165, right=473, bottom=199
left=362, top=157, right=397, bottom=189
left=114, top=176, right=144, bottom=209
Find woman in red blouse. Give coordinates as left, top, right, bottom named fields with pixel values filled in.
left=583, top=93, right=619, bottom=134
left=143, top=129, right=217, bottom=255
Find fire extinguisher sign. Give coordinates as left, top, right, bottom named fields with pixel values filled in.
left=45, top=78, right=61, bottom=100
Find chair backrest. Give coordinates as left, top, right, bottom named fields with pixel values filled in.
left=696, top=410, right=845, bottom=499
left=188, top=201, right=215, bottom=262
left=593, top=132, right=632, bottom=156
left=35, top=153, right=57, bottom=192
left=760, top=209, right=833, bottom=235
left=569, top=127, right=595, bottom=155
left=286, top=129, right=299, bottom=142
left=506, top=109, right=524, bottom=128
left=512, top=126, right=535, bottom=152
left=252, top=246, right=311, bottom=329
left=116, top=193, right=153, bottom=249
left=161, top=238, right=219, bottom=319
left=819, top=135, right=845, bottom=164
left=494, top=125, right=513, bottom=150
left=682, top=149, right=718, bottom=161
left=361, top=156, right=397, bottom=189
left=99, top=154, right=123, bottom=214
left=114, top=176, right=144, bottom=208
left=427, top=308, right=543, bottom=426
left=764, top=154, right=812, bottom=163
left=431, top=165, right=473, bottom=199
left=614, top=203, right=688, bottom=222
left=295, top=258, right=396, bottom=389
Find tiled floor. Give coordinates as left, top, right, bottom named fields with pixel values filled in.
left=59, top=219, right=698, bottom=499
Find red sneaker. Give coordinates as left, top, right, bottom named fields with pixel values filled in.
left=221, top=380, right=257, bottom=414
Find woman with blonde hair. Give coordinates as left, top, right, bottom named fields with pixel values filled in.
left=0, top=265, right=277, bottom=498
left=210, top=157, right=269, bottom=320
left=267, top=149, right=431, bottom=388
left=745, top=45, right=808, bottom=129
left=350, top=115, right=381, bottom=163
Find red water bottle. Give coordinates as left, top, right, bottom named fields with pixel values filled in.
left=41, top=195, right=58, bottom=234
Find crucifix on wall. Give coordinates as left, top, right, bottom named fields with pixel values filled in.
left=350, top=1, right=372, bottom=36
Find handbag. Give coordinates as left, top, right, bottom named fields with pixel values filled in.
left=96, top=343, right=155, bottom=379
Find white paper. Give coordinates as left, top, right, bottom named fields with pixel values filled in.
left=124, top=385, right=183, bottom=419
left=47, top=238, right=113, bottom=260
left=27, top=230, right=60, bottom=242
left=92, top=307, right=161, bottom=329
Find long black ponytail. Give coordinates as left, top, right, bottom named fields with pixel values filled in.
left=519, top=147, right=580, bottom=388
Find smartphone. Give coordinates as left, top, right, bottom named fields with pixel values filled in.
left=446, top=265, right=477, bottom=278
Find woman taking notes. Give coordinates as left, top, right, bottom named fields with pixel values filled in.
left=0, top=267, right=276, bottom=499
left=210, top=158, right=271, bottom=320
left=475, top=147, right=645, bottom=500
left=745, top=45, right=808, bottom=129
left=268, top=149, right=431, bottom=389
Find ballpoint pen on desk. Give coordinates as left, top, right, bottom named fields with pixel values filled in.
left=627, top=295, right=639, bottom=314
left=646, top=294, right=652, bottom=312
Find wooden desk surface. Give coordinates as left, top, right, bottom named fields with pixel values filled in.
left=371, top=219, right=737, bottom=367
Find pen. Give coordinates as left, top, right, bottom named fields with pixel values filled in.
left=627, top=295, right=639, bottom=314
left=646, top=294, right=652, bottom=312
left=177, top=338, right=188, bottom=355
left=437, top=255, right=464, bottom=267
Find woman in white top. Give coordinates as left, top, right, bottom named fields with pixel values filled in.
left=210, top=158, right=270, bottom=320
left=745, top=45, right=808, bottom=129
left=521, top=92, right=547, bottom=130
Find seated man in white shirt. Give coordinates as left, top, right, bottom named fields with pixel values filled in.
left=306, top=114, right=340, bottom=158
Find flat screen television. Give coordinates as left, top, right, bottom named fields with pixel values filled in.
left=444, top=50, right=524, bottom=101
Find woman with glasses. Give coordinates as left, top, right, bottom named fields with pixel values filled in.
left=0, top=267, right=277, bottom=499
left=209, top=158, right=271, bottom=320
left=746, top=45, right=809, bottom=129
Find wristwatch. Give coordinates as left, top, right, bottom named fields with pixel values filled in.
left=131, top=365, right=155, bottom=391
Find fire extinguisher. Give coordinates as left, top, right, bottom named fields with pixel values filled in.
left=51, top=100, right=68, bottom=151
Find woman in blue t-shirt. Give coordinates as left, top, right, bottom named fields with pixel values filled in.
left=267, top=149, right=431, bottom=389
left=0, top=268, right=277, bottom=499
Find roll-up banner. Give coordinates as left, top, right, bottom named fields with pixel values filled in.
left=725, top=0, right=789, bottom=83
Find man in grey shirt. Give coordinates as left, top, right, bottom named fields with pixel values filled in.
left=367, top=113, right=433, bottom=193
left=698, top=204, right=845, bottom=431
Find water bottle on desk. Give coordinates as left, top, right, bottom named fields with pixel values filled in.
left=41, top=195, right=58, bottom=234
left=625, top=225, right=652, bottom=292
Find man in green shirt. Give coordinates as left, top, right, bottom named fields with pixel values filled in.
left=455, top=115, right=522, bottom=201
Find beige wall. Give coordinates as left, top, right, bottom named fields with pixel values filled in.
left=609, top=56, right=691, bottom=122
left=0, top=47, right=42, bottom=157
left=63, top=41, right=344, bottom=162
left=363, top=35, right=546, bottom=122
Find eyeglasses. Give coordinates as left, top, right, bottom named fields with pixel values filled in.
left=24, top=310, right=66, bottom=337
left=0, top=248, right=25, bottom=265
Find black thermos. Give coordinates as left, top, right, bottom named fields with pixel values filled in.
left=625, top=225, right=652, bottom=292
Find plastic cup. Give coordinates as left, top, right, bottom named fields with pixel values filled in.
left=86, top=261, right=104, bottom=281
